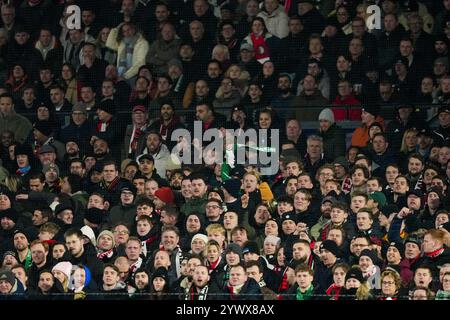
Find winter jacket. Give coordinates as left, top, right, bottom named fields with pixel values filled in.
left=292, top=90, right=329, bottom=121
left=108, top=204, right=137, bottom=230
left=332, top=94, right=361, bottom=121
left=97, top=282, right=129, bottom=300
left=106, top=30, right=149, bottom=80
left=69, top=245, right=104, bottom=286
left=351, top=116, right=385, bottom=148
left=223, top=278, right=263, bottom=300
left=146, top=38, right=182, bottom=75
left=0, top=111, right=32, bottom=144
left=285, top=283, right=325, bottom=300
left=184, top=282, right=223, bottom=300
left=319, top=123, right=346, bottom=162
left=60, top=120, right=92, bottom=152
left=180, top=195, right=208, bottom=218
left=257, top=5, right=289, bottom=39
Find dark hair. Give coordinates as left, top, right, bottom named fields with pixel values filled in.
left=331, top=202, right=348, bottom=212
left=103, top=263, right=120, bottom=274
left=64, top=228, right=83, bottom=240
left=66, top=174, right=83, bottom=193
left=244, top=260, right=263, bottom=273
left=251, top=17, right=268, bottom=34
left=350, top=165, right=370, bottom=179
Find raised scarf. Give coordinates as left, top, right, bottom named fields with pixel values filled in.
left=187, top=285, right=209, bottom=300
left=97, top=249, right=114, bottom=260
left=425, top=247, right=445, bottom=258
left=326, top=283, right=342, bottom=300
left=250, top=33, right=270, bottom=63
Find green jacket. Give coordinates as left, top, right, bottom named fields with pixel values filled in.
left=310, top=216, right=330, bottom=240
left=180, top=195, right=208, bottom=218
left=0, top=111, right=32, bottom=144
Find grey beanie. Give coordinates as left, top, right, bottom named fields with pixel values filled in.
left=318, top=108, right=335, bottom=124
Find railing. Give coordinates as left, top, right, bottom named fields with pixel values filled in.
left=17, top=102, right=445, bottom=131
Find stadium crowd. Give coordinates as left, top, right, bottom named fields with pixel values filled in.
left=0, top=0, right=449, bottom=300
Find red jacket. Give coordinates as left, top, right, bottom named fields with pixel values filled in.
left=332, top=94, right=361, bottom=121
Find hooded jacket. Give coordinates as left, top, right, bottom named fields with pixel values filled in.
left=319, top=123, right=346, bottom=162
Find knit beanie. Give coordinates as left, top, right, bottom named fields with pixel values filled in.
left=0, top=208, right=19, bottom=223
left=154, top=187, right=175, bottom=205
left=222, top=179, right=241, bottom=199
left=52, top=261, right=73, bottom=280
left=84, top=208, right=105, bottom=225
left=264, top=235, right=281, bottom=247
left=80, top=225, right=97, bottom=247
left=318, top=108, right=335, bottom=124
left=191, top=233, right=208, bottom=247
left=33, top=120, right=53, bottom=137
left=97, top=230, right=116, bottom=248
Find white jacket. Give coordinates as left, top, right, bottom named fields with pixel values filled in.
left=106, top=28, right=149, bottom=79
left=257, top=5, right=289, bottom=39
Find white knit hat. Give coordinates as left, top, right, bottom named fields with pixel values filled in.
left=318, top=108, right=335, bottom=124
left=81, top=225, right=97, bottom=247
left=191, top=233, right=209, bottom=247
left=264, top=235, right=281, bottom=247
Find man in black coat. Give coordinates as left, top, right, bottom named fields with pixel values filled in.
left=27, top=240, right=54, bottom=290
left=296, top=0, right=325, bottom=36
left=65, top=228, right=104, bottom=285
left=184, top=265, right=223, bottom=300
left=223, top=264, right=262, bottom=300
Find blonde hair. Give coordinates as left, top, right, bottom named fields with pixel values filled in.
left=381, top=269, right=402, bottom=291
left=355, top=282, right=372, bottom=300
left=40, top=222, right=61, bottom=236
left=206, top=223, right=226, bottom=236
left=400, top=128, right=418, bottom=153
left=243, top=170, right=261, bottom=183
left=212, top=44, right=230, bottom=61
left=3, top=174, right=22, bottom=193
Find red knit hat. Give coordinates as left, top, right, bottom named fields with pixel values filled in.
left=154, top=187, right=174, bottom=204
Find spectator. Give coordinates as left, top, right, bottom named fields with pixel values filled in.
left=106, top=22, right=149, bottom=83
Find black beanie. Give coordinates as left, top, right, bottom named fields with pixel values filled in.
left=345, top=268, right=364, bottom=283
left=360, top=249, right=380, bottom=265
left=319, top=240, right=342, bottom=258
left=84, top=208, right=105, bottom=225
left=33, top=120, right=53, bottom=137
left=0, top=208, right=18, bottom=223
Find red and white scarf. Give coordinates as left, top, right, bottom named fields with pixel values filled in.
left=425, top=247, right=445, bottom=258
left=250, top=33, right=270, bottom=64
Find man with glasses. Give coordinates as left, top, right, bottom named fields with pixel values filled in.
left=213, top=77, right=241, bottom=110
left=108, top=184, right=138, bottom=228
left=205, top=199, right=224, bottom=227
left=112, top=224, right=130, bottom=253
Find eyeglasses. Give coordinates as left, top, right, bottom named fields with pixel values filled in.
left=382, top=281, right=395, bottom=285
left=113, top=230, right=129, bottom=235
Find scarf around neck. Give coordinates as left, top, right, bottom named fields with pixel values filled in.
left=296, top=284, right=314, bottom=300
left=425, top=247, right=444, bottom=258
